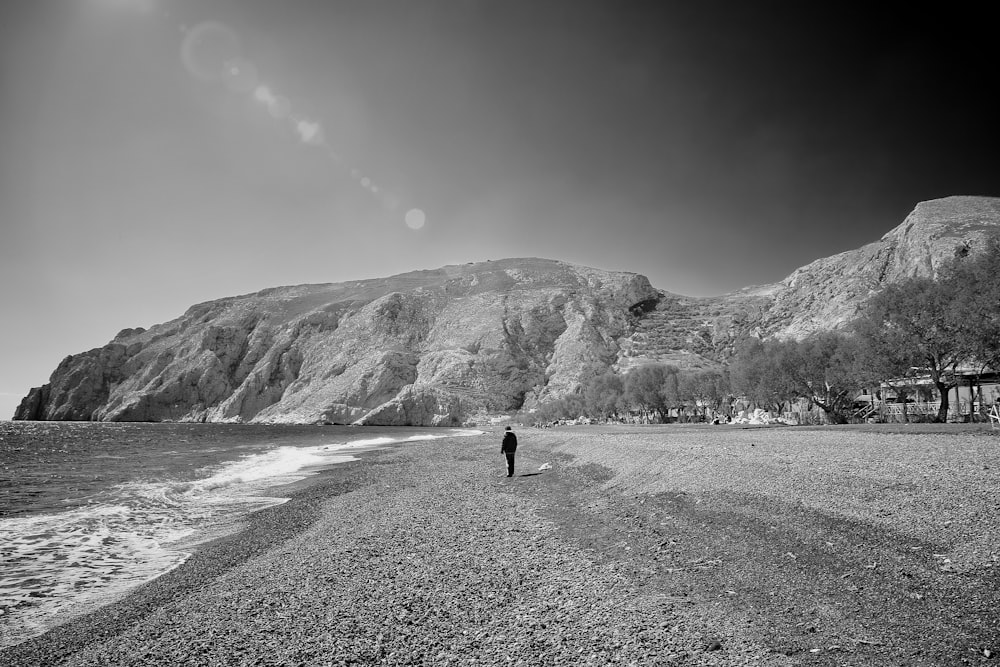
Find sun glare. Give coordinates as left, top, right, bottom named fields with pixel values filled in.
left=175, top=19, right=421, bottom=221
left=270, top=98, right=291, bottom=119
left=223, top=58, right=258, bottom=94
left=405, top=208, right=427, bottom=230
left=180, top=21, right=240, bottom=82
left=253, top=85, right=276, bottom=104
left=295, top=119, right=323, bottom=145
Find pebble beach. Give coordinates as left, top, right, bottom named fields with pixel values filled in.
left=3, top=424, right=998, bottom=666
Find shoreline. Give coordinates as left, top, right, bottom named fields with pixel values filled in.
left=0, top=424, right=477, bottom=650
left=0, top=442, right=405, bottom=664
left=3, top=425, right=997, bottom=665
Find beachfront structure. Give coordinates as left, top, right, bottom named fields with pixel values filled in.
left=864, top=369, right=1000, bottom=422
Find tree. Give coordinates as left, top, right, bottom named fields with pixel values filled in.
left=729, top=334, right=861, bottom=423
left=534, top=392, right=586, bottom=423
left=930, top=237, right=1000, bottom=420
left=853, top=277, right=965, bottom=423
left=943, top=237, right=1000, bottom=372
left=623, top=363, right=679, bottom=422
left=661, top=366, right=681, bottom=414
left=776, top=332, right=862, bottom=424
left=562, top=392, right=586, bottom=420
left=582, top=370, right=625, bottom=421
left=852, top=307, right=921, bottom=422
left=679, top=369, right=730, bottom=420
left=728, top=338, right=793, bottom=413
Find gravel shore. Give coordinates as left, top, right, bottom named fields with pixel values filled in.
left=3, top=424, right=998, bottom=666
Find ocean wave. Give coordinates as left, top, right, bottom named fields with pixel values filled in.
left=0, top=443, right=357, bottom=649
left=0, top=426, right=483, bottom=648
left=0, top=503, right=193, bottom=648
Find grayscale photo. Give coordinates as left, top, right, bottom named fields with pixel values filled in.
left=1, top=1, right=997, bottom=664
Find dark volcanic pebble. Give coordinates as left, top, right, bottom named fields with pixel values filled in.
left=4, top=425, right=998, bottom=666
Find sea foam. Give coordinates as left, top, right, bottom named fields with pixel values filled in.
left=0, top=426, right=482, bottom=649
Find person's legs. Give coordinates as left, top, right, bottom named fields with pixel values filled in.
left=505, top=452, right=515, bottom=477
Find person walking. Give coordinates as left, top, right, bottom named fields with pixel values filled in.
left=501, top=426, right=517, bottom=477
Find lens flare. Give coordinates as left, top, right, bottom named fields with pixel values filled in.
left=253, top=85, right=275, bottom=104
left=267, top=95, right=291, bottom=119
left=404, top=208, right=426, bottom=230
left=223, top=58, right=258, bottom=94
left=176, top=18, right=419, bottom=219
left=253, top=86, right=291, bottom=118
left=295, top=119, right=323, bottom=145
left=180, top=22, right=240, bottom=82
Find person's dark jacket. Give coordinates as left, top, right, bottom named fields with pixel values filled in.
left=501, top=431, right=517, bottom=453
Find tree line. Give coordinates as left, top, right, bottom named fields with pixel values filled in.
left=525, top=238, right=1000, bottom=425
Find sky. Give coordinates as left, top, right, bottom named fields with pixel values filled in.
left=1, top=0, right=997, bottom=419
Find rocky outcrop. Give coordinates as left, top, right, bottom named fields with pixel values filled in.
left=614, top=196, right=1000, bottom=363
left=15, top=259, right=658, bottom=424
left=15, top=197, right=1000, bottom=424
left=762, top=196, right=1000, bottom=338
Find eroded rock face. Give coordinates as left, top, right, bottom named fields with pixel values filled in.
left=763, top=196, right=1000, bottom=339
left=614, top=196, right=1000, bottom=364
left=15, top=259, right=658, bottom=424
left=15, top=197, right=1000, bottom=424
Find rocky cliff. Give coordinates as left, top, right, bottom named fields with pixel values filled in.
left=15, top=196, right=1000, bottom=425
left=16, top=259, right=658, bottom=425
left=761, top=196, right=1000, bottom=339
left=614, top=196, right=1000, bottom=369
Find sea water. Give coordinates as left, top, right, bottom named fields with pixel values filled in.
left=0, top=421, right=480, bottom=648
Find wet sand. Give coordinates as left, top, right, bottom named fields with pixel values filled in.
left=3, top=424, right=998, bottom=665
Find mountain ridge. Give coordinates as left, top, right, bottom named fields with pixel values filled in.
left=15, top=196, right=1000, bottom=425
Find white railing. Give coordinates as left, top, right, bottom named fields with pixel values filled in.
left=883, top=402, right=940, bottom=416
left=881, top=400, right=998, bottom=422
